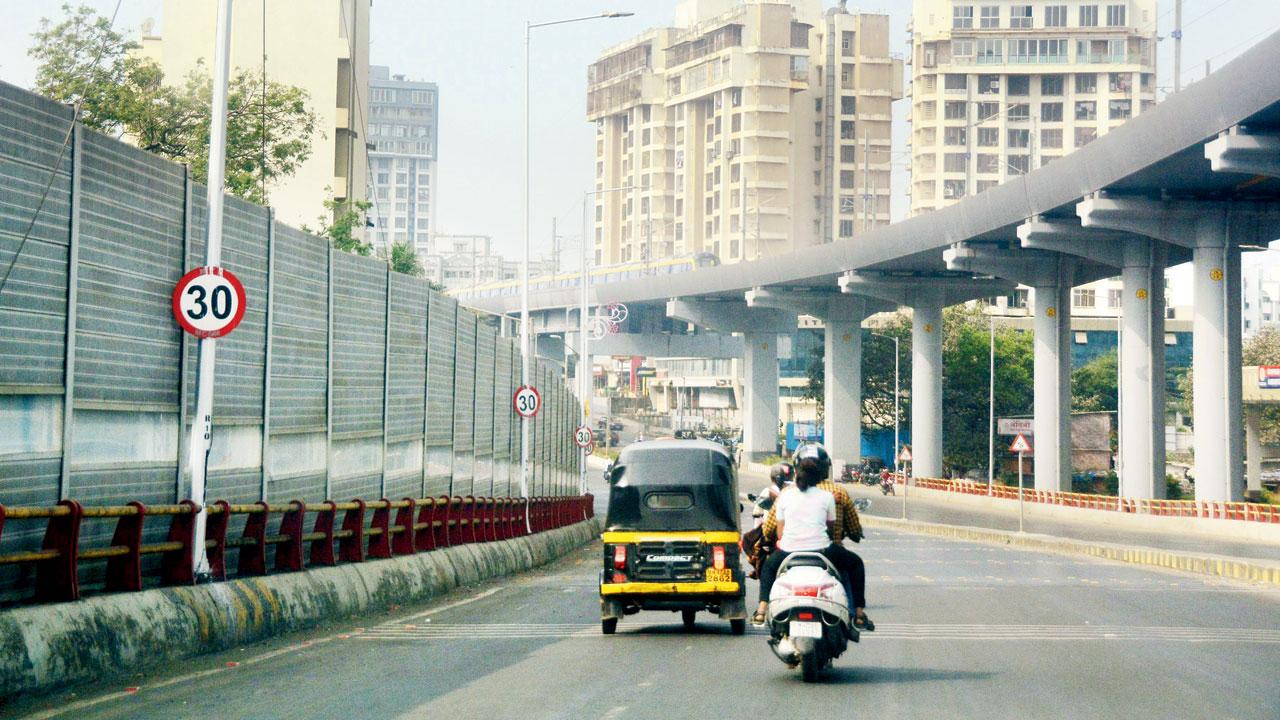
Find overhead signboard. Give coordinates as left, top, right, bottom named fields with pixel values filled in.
left=997, top=417, right=1034, bottom=436
left=635, top=366, right=657, bottom=378
left=1259, top=365, right=1280, bottom=389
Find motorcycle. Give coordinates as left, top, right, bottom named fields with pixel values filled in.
left=766, top=552, right=856, bottom=682
left=879, top=469, right=896, bottom=495
left=838, top=463, right=856, bottom=484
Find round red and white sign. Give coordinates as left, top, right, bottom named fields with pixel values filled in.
left=574, top=425, right=594, bottom=448
left=172, top=266, right=247, bottom=339
left=513, top=385, right=541, bottom=418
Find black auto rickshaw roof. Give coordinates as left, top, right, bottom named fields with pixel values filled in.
left=605, top=440, right=738, bottom=532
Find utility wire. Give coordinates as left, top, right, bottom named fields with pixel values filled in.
left=0, top=0, right=125, bottom=302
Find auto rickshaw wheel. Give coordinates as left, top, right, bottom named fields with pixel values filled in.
left=730, top=618, right=746, bottom=635
left=602, top=618, right=618, bottom=635
left=681, top=609, right=697, bottom=629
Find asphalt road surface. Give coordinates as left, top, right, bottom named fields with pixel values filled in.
left=13, top=484, right=1279, bottom=720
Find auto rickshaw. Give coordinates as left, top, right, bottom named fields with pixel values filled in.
left=599, top=439, right=747, bottom=635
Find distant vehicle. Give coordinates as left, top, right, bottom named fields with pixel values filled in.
left=609, top=421, right=624, bottom=431
left=859, top=456, right=886, bottom=475
left=674, top=429, right=696, bottom=439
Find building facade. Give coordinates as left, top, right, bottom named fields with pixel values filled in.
left=367, top=66, right=438, bottom=257
left=586, top=0, right=903, bottom=268
left=137, top=0, right=371, bottom=232
left=426, top=234, right=556, bottom=293
left=908, top=0, right=1157, bottom=213
left=1241, top=255, right=1280, bottom=338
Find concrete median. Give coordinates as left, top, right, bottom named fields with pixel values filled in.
left=861, top=515, right=1280, bottom=588
left=0, top=517, right=603, bottom=700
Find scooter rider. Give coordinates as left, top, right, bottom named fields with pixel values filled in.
left=752, top=443, right=874, bottom=631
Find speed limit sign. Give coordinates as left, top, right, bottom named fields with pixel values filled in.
left=574, top=425, right=593, bottom=449
left=513, top=385, right=541, bottom=418
left=172, top=266, right=246, bottom=339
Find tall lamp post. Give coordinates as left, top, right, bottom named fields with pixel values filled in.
left=523, top=11, right=633, bottom=504
left=579, top=185, right=633, bottom=493
left=870, top=332, right=900, bottom=478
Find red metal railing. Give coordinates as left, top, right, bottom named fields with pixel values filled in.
left=900, top=475, right=1280, bottom=523
left=0, top=494, right=595, bottom=604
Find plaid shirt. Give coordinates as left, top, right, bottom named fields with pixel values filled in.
left=761, top=481, right=863, bottom=546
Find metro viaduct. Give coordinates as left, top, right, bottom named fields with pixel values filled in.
left=466, top=33, right=1280, bottom=503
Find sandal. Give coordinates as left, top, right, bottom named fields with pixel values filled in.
left=854, top=613, right=875, bottom=632
left=751, top=611, right=768, bottom=626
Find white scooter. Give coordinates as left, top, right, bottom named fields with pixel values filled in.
left=766, top=552, right=857, bottom=682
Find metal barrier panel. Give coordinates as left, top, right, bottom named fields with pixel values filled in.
left=492, top=336, right=514, bottom=496
left=451, top=311, right=477, bottom=495
left=386, top=273, right=429, bottom=499
left=424, top=292, right=455, bottom=495
left=329, top=251, right=387, bottom=501
left=473, top=321, right=497, bottom=495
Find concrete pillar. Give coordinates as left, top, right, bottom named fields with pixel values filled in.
left=1245, top=406, right=1263, bottom=498
left=1032, top=282, right=1072, bottom=492
left=1118, top=240, right=1167, bottom=499
left=911, top=303, right=943, bottom=479
left=742, top=332, right=779, bottom=460
left=1192, top=237, right=1244, bottom=501
left=824, top=308, right=863, bottom=470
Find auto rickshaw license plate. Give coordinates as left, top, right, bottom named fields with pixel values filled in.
left=705, top=568, right=732, bottom=583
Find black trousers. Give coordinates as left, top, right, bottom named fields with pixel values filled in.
left=758, top=543, right=866, bottom=609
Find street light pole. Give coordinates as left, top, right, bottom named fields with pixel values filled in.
left=988, top=312, right=995, bottom=495
left=524, top=10, right=633, bottom=505
left=870, top=332, right=900, bottom=478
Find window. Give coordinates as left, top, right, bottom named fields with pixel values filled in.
left=953, top=6, right=974, bottom=28
left=839, top=220, right=855, bottom=237
left=979, top=6, right=1000, bottom=28
left=978, top=75, right=1001, bottom=94
left=1009, top=39, right=1067, bottom=63
left=943, top=179, right=967, bottom=199
left=944, top=153, right=968, bottom=172
left=841, top=120, right=856, bottom=139
left=1008, top=129, right=1030, bottom=148
left=1008, top=75, right=1030, bottom=96
left=1109, top=99, right=1132, bottom=120
left=977, top=127, right=1000, bottom=146
left=731, top=114, right=742, bottom=132
left=1110, top=72, right=1132, bottom=93
left=730, top=88, right=741, bottom=107
left=976, top=39, right=1003, bottom=63
left=1073, top=288, right=1096, bottom=308
left=1009, top=5, right=1032, bottom=28
left=1076, top=73, right=1098, bottom=94
left=1041, top=128, right=1063, bottom=149
left=841, top=145, right=856, bottom=163
left=1106, top=4, right=1126, bottom=26
left=977, top=154, right=1000, bottom=173
left=976, top=101, right=1000, bottom=120
left=1007, top=103, right=1030, bottom=121
left=952, top=39, right=974, bottom=58
left=1079, top=5, right=1099, bottom=27
left=945, top=74, right=969, bottom=91
left=840, top=170, right=857, bottom=188
left=1108, top=289, right=1122, bottom=308
left=1041, top=74, right=1064, bottom=96
left=1075, top=127, right=1098, bottom=146
left=945, top=101, right=968, bottom=120
left=1008, top=155, right=1030, bottom=174
left=841, top=95, right=857, bottom=114
left=945, top=127, right=968, bottom=146
left=841, top=31, right=854, bottom=51
left=1045, top=5, right=1067, bottom=27
left=1041, top=102, right=1063, bottom=122
left=1075, top=101, right=1097, bottom=120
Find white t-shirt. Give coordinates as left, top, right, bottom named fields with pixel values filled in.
left=775, top=486, right=836, bottom=552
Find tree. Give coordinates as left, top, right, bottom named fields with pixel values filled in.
left=1243, top=328, right=1280, bottom=444
left=383, top=240, right=425, bottom=277
left=307, top=198, right=372, bottom=256
left=31, top=4, right=319, bottom=204
left=1072, top=351, right=1118, bottom=413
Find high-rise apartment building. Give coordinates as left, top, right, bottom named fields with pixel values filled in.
left=137, top=0, right=371, bottom=232
left=367, top=66, right=438, bottom=256
left=586, top=0, right=903, bottom=267
left=908, top=0, right=1157, bottom=214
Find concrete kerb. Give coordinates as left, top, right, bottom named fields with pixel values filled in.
left=0, top=517, right=604, bottom=700
left=861, top=515, right=1280, bottom=588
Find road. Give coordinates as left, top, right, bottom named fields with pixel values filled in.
left=12, top=470, right=1279, bottom=720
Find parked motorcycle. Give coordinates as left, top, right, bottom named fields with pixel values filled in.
left=766, top=552, right=856, bottom=682
left=838, top=463, right=856, bottom=484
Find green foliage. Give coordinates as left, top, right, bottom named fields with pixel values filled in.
left=308, top=198, right=372, bottom=256
left=1072, top=351, right=1118, bottom=413
left=31, top=3, right=319, bottom=204
left=382, top=240, right=425, bottom=277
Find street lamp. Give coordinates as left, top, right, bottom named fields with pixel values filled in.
left=522, top=11, right=633, bottom=509
left=870, top=332, right=900, bottom=516
left=579, top=186, right=633, bottom=493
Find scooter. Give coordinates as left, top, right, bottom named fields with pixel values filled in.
left=880, top=470, right=896, bottom=496
left=766, top=552, right=856, bottom=682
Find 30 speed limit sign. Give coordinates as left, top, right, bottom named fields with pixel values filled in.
left=172, top=266, right=247, bottom=339
left=574, top=425, right=594, bottom=449
left=513, top=385, right=541, bottom=418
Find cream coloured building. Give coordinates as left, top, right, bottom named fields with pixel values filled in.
left=137, top=0, right=370, bottom=232
left=587, top=0, right=903, bottom=267
left=908, top=0, right=1157, bottom=214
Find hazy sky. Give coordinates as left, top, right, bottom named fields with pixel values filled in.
left=2, top=0, right=1279, bottom=269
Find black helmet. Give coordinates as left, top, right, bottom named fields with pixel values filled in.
left=793, top=443, right=832, bottom=482
left=769, top=462, right=794, bottom=488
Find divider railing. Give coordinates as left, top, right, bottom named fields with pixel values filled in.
left=900, top=475, right=1279, bottom=524
left=0, top=494, right=595, bottom=604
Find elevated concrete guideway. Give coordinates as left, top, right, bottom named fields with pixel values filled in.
left=466, top=32, right=1280, bottom=501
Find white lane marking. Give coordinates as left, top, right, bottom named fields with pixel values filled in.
left=25, top=586, right=507, bottom=720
